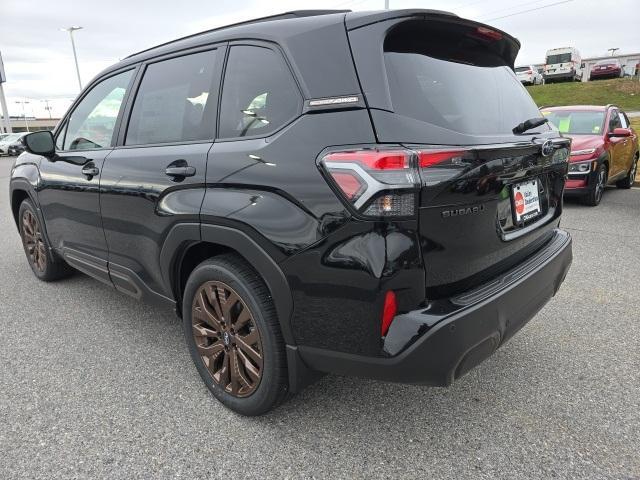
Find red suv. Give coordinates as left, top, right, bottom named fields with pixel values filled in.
left=541, top=105, right=638, bottom=205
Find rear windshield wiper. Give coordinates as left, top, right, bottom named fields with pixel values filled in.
left=513, top=117, right=548, bottom=134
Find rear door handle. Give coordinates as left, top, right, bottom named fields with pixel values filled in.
left=81, top=165, right=99, bottom=178
left=165, top=165, right=196, bottom=177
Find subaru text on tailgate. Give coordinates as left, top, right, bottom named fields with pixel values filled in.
left=11, top=9, right=572, bottom=415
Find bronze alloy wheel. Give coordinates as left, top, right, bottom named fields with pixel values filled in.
left=22, top=210, right=47, bottom=273
left=191, top=281, right=264, bottom=397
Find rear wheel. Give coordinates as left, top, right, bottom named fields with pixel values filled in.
left=182, top=254, right=288, bottom=416
left=581, top=163, right=607, bottom=206
left=616, top=153, right=638, bottom=189
left=18, top=199, right=72, bottom=281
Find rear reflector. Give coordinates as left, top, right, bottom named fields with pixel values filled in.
left=381, top=290, right=397, bottom=336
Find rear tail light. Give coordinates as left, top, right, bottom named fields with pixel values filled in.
left=319, top=148, right=418, bottom=217
left=319, top=147, right=470, bottom=217
left=527, top=70, right=533, bottom=74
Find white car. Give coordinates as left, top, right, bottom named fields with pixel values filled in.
left=515, top=65, right=544, bottom=85
left=0, top=132, right=27, bottom=156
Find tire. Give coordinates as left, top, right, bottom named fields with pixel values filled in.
left=616, top=153, right=638, bottom=189
left=581, top=163, right=607, bottom=206
left=182, top=254, right=288, bottom=416
left=18, top=199, right=73, bottom=281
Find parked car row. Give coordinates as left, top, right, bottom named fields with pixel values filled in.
left=0, top=132, right=27, bottom=156
left=517, top=46, right=637, bottom=85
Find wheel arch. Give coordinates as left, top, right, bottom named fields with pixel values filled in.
left=160, top=223, right=295, bottom=345
left=9, top=180, right=39, bottom=229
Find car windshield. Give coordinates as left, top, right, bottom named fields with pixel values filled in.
left=541, top=110, right=605, bottom=135
left=546, top=53, right=571, bottom=64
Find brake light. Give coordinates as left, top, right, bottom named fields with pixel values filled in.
left=417, top=149, right=471, bottom=187
left=475, top=26, right=503, bottom=41
left=381, top=290, right=397, bottom=336
left=527, top=70, right=533, bottom=74
left=320, top=148, right=418, bottom=217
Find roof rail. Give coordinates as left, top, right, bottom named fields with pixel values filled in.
left=126, top=10, right=351, bottom=59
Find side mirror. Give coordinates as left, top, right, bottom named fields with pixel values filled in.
left=23, top=131, right=56, bottom=157
left=609, top=128, right=632, bottom=138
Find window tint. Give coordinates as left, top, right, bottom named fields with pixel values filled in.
left=609, top=111, right=622, bottom=131
left=126, top=50, right=218, bottom=145
left=219, top=45, right=301, bottom=139
left=64, top=70, right=133, bottom=150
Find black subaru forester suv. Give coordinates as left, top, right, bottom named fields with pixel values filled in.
left=11, top=10, right=572, bottom=415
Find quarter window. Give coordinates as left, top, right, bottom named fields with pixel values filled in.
left=63, top=70, right=133, bottom=150
left=219, top=45, right=301, bottom=139
left=125, top=50, right=219, bottom=146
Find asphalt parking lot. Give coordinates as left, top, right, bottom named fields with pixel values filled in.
left=1, top=155, right=639, bottom=480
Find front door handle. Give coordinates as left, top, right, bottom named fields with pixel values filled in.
left=165, top=165, right=196, bottom=177
left=81, top=165, right=99, bottom=178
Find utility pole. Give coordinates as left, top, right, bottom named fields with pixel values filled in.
left=607, top=48, right=619, bottom=57
left=61, top=26, right=83, bottom=91
left=41, top=99, right=53, bottom=119
left=384, top=0, right=389, bottom=8
left=15, top=100, right=30, bottom=132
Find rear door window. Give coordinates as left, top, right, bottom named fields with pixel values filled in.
left=218, top=45, right=301, bottom=139
left=546, top=53, right=571, bottom=64
left=125, top=49, right=219, bottom=145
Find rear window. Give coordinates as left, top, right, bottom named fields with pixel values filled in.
left=596, top=59, right=619, bottom=65
left=515, top=66, right=530, bottom=72
left=384, top=21, right=543, bottom=137
left=546, top=53, right=572, bottom=64
left=541, top=110, right=605, bottom=135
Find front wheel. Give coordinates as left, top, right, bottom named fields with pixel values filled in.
left=616, top=154, right=638, bottom=189
left=581, top=163, right=607, bottom=206
left=182, top=254, right=289, bottom=416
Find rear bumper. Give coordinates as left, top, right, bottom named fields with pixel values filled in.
left=590, top=70, right=620, bottom=78
left=299, top=229, right=572, bottom=386
left=543, top=72, right=574, bottom=81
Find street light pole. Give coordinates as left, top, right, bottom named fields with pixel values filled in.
left=15, top=100, right=30, bottom=132
left=385, top=0, right=389, bottom=8
left=61, top=26, right=83, bottom=91
left=42, top=99, right=53, bottom=119
left=607, top=48, right=619, bottom=57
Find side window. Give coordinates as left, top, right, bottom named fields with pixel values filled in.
left=125, top=49, right=218, bottom=145
left=609, top=110, right=622, bottom=131
left=64, top=70, right=133, bottom=150
left=619, top=112, right=629, bottom=129
left=219, top=45, right=302, bottom=139
left=55, top=121, right=68, bottom=150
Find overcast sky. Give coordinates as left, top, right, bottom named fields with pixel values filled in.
left=1, top=0, right=638, bottom=118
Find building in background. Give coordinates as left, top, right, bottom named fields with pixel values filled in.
left=0, top=116, right=60, bottom=133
